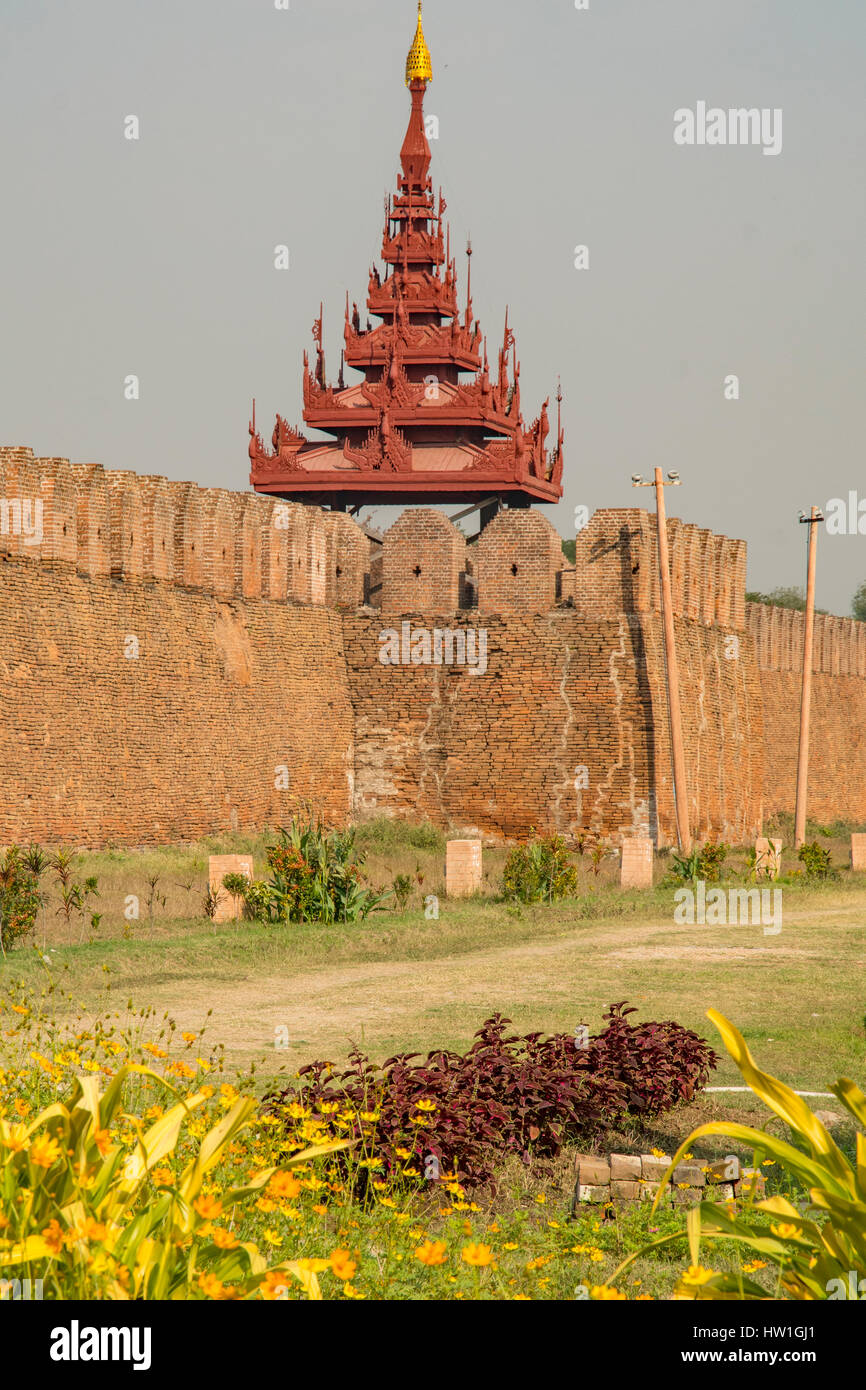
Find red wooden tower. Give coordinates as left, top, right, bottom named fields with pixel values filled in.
left=249, top=4, right=564, bottom=511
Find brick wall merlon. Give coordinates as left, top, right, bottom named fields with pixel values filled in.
left=381, top=508, right=465, bottom=614
left=746, top=602, right=866, bottom=678
left=475, top=509, right=563, bottom=615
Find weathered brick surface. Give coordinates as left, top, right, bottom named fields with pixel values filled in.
left=380, top=509, right=464, bottom=614
left=446, top=840, right=483, bottom=897
left=0, top=449, right=863, bottom=847
left=345, top=610, right=764, bottom=846
left=475, top=509, right=563, bottom=614
left=209, top=855, right=254, bottom=923
left=0, top=561, right=354, bottom=846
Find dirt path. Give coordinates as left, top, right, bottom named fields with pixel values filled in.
left=131, top=899, right=864, bottom=1071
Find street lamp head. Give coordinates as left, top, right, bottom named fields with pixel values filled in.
left=667, top=471, right=680, bottom=483
left=631, top=474, right=644, bottom=486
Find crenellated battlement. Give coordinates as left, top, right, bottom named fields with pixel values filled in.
left=570, top=509, right=747, bottom=630
left=747, top=601, right=866, bottom=677
left=0, top=447, right=369, bottom=610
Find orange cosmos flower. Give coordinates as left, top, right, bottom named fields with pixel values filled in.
left=414, top=1240, right=447, bottom=1267
left=268, top=1172, right=301, bottom=1201
left=329, top=1249, right=358, bottom=1281
left=461, top=1243, right=494, bottom=1268
left=193, top=1195, right=223, bottom=1221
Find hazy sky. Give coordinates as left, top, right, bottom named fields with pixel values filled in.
left=1, top=0, right=864, bottom=613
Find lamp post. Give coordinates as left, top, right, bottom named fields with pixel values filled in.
left=794, top=506, right=824, bottom=850
left=632, top=469, right=692, bottom=853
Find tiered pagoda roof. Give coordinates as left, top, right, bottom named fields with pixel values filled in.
left=249, top=3, right=564, bottom=508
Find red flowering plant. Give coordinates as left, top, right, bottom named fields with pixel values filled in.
left=266, top=1004, right=717, bottom=1195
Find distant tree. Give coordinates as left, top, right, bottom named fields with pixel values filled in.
left=561, top=539, right=576, bottom=564
left=745, top=586, right=829, bottom=616
left=853, top=582, right=866, bottom=623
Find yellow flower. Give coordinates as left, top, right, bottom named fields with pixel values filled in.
left=194, top=1195, right=223, bottom=1221
left=13, top=1099, right=30, bottom=1117
left=360, top=1111, right=380, bottom=1123
left=771, top=1222, right=799, bottom=1239
left=651, top=1148, right=667, bottom=1159
left=415, top=1240, right=447, bottom=1267
left=513, top=1293, right=531, bottom=1301
left=30, top=1135, right=62, bottom=1169
left=181, top=1032, right=197, bottom=1043
left=330, top=1249, right=358, bottom=1281
left=341, top=1283, right=366, bottom=1300
left=2, top=1124, right=29, bottom=1154
left=378, top=1197, right=397, bottom=1209
left=395, top=1147, right=412, bottom=1160
left=743, top=1259, right=767, bottom=1274
left=680, top=1265, right=717, bottom=1287
left=415, top=1099, right=437, bottom=1112
left=256, top=1198, right=276, bottom=1214
left=142, top=1044, right=167, bottom=1059
left=534, top=1194, right=546, bottom=1205
left=591, top=1286, right=626, bottom=1300
left=312, top=1204, right=328, bottom=1217
left=504, top=1242, right=519, bottom=1251
left=461, top=1243, right=494, bottom=1268
left=151, top=1167, right=174, bottom=1188
left=263, top=1229, right=283, bottom=1248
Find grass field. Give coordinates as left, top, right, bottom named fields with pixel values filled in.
left=3, top=819, right=865, bottom=1300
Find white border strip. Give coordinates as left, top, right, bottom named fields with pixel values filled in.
left=705, top=1087, right=835, bottom=1098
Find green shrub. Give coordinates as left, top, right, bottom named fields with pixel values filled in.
left=797, top=841, right=833, bottom=880
left=0, top=847, right=41, bottom=957
left=667, top=842, right=728, bottom=885
left=392, top=875, right=412, bottom=912
left=502, top=833, right=579, bottom=905
left=243, top=813, right=391, bottom=924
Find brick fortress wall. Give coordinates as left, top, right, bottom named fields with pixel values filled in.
left=746, top=603, right=866, bottom=825
left=0, top=447, right=862, bottom=845
left=0, top=449, right=357, bottom=845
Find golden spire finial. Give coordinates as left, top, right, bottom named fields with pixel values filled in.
left=405, top=2, right=433, bottom=86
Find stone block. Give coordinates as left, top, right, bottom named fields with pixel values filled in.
left=621, top=838, right=654, bottom=889
left=640, top=1154, right=672, bottom=1182
left=755, top=837, right=783, bottom=880
left=705, top=1157, right=741, bottom=1184
left=672, top=1187, right=704, bottom=1207
left=577, top=1184, right=610, bottom=1204
left=851, top=834, right=866, bottom=872
left=578, top=1158, right=611, bottom=1187
left=672, top=1164, right=706, bottom=1188
left=611, top=1180, right=641, bottom=1200
left=446, top=839, right=482, bottom=898
left=740, top=1169, right=767, bottom=1201
left=610, top=1154, right=641, bottom=1182
left=209, top=855, right=254, bottom=923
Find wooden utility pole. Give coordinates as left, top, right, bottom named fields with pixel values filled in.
left=632, top=469, right=692, bottom=852
left=794, top=507, right=823, bottom=849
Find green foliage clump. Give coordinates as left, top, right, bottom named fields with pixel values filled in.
left=502, top=832, right=579, bottom=905
left=667, top=842, right=728, bottom=884
left=243, top=813, right=391, bottom=924
left=797, top=841, right=833, bottom=880
left=0, top=846, right=41, bottom=956
left=852, top=580, right=866, bottom=623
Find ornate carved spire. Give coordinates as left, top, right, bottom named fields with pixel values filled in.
left=405, top=2, right=433, bottom=87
